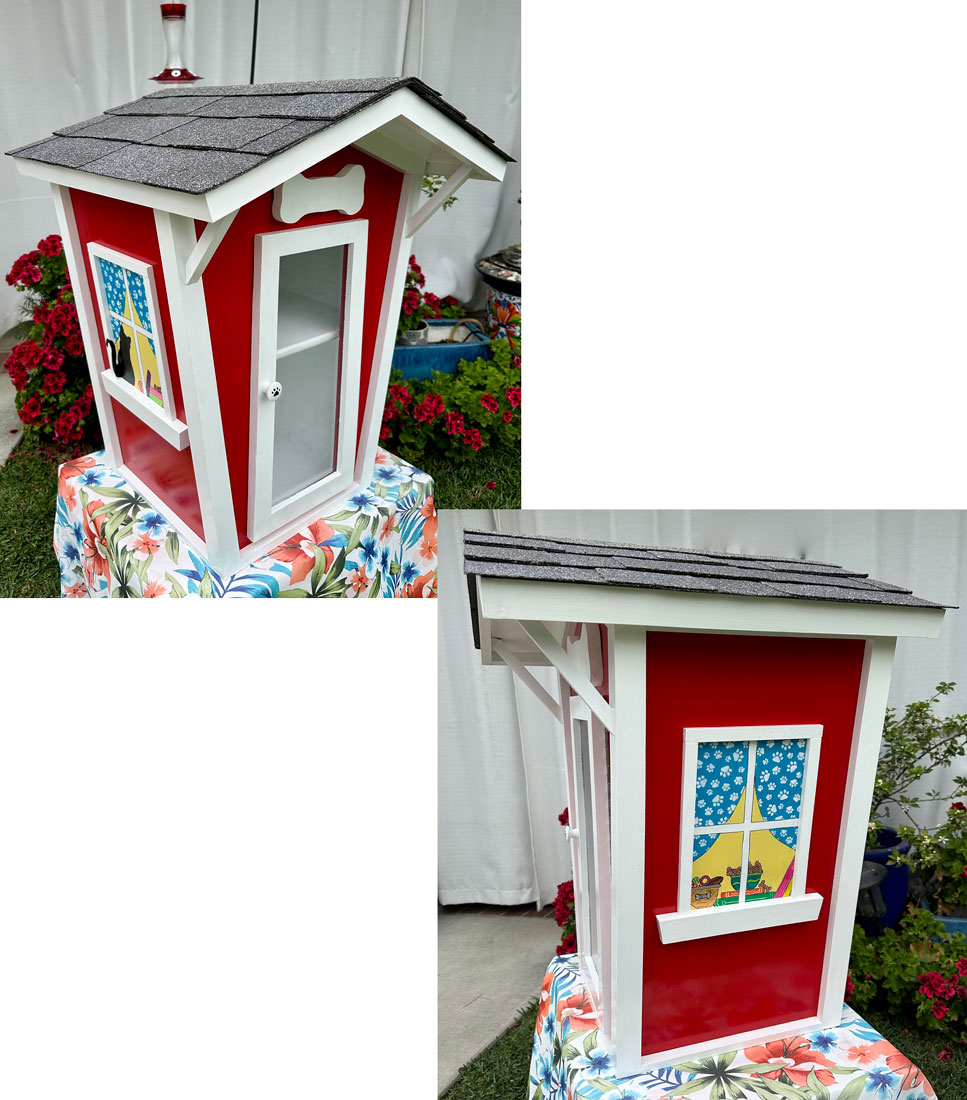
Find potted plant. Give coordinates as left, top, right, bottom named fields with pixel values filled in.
left=392, top=256, right=491, bottom=380
left=865, top=682, right=967, bottom=929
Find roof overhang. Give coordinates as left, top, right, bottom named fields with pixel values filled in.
left=12, top=87, right=508, bottom=223
left=471, top=574, right=948, bottom=666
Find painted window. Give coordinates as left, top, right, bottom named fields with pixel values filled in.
left=87, top=244, right=186, bottom=450
left=681, top=726, right=822, bottom=915
left=249, top=220, right=366, bottom=541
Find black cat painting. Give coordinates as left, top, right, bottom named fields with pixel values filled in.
left=105, top=329, right=135, bottom=385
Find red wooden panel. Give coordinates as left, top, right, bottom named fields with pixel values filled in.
left=69, top=188, right=203, bottom=537
left=201, top=147, right=404, bottom=540
left=641, top=631, right=866, bottom=1056
left=112, top=401, right=204, bottom=537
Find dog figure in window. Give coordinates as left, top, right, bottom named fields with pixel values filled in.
left=105, top=330, right=133, bottom=382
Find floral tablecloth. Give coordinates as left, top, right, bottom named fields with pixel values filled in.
left=530, top=955, right=933, bottom=1100
left=54, top=449, right=437, bottom=598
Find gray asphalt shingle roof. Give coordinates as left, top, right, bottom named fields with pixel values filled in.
left=7, top=77, right=511, bottom=195
left=463, top=530, right=950, bottom=610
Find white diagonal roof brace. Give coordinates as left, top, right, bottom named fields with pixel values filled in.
left=404, top=164, right=472, bottom=238
left=492, top=640, right=563, bottom=723
left=184, top=209, right=238, bottom=284
left=519, top=620, right=615, bottom=732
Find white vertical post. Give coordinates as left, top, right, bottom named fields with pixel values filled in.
left=817, top=637, right=897, bottom=1023
left=609, top=625, right=648, bottom=1078
left=154, top=210, right=240, bottom=576
left=50, top=185, right=121, bottom=467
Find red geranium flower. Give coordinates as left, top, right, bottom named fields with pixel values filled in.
left=502, top=410, right=513, bottom=423
left=480, top=393, right=499, bottom=414
left=42, top=371, right=66, bottom=395
left=37, top=234, right=62, bottom=257
left=485, top=480, right=496, bottom=489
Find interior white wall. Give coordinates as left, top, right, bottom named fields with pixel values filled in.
left=438, top=510, right=967, bottom=908
left=0, top=0, right=520, bottom=334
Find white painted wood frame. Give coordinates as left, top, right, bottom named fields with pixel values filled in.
left=518, top=620, right=615, bottom=731
left=155, top=211, right=240, bottom=575
left=248, top=219, right=366, bottom=542
left=86, top=242, right=186, bottom=447
left=608, top=625, right=649, bottom=1080
left=50, top=185, right=120, bottom=468
left=818, top=637, right=898, bottom=1022
left=658, top=724, right=823, bottom=944
left=12, top=87, right=508, bottom=223
left=353, top=165, right=421, bottom=490
left=569, top=699, right=603, bottom=997
left=475, top=577, right=945, bottom=647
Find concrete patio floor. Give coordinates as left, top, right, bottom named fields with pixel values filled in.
left=0, top=330, right=23, bottom=464
left=438, top=903, right=560, bottom=1095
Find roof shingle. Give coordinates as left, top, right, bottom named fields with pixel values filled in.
left=7, top=77, right=511, bottom=195
left=463, top=530, right=950, bottom=610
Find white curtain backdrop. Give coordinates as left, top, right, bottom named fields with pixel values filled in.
left=438, top=510, right=967, bottom=909
left=0, top=0, right=520, bottom=335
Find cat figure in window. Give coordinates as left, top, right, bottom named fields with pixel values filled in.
left=105, top=330, right=134, bottom=382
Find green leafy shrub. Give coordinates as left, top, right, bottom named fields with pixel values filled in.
left=849, top=908, right=967, bottom=1052
left=898, top=801, right=967, bottom=915
left=380, top=338, right=521, bottom=466
left=869, top=682, right=967, bottom=845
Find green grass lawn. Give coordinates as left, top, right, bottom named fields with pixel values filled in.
left=441, top=1001, right=960, bottom=1099
left=0, top=445, right=63, bottom=598
left=415, top=441, right=521, bottom=510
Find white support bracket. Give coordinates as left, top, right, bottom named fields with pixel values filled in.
left=492, top=640, right=563, bottom=723
left=404, top=164, right=473, bottom=238
left=519, top=621, right=615, bottom=732
left=185, top=209, right=239, bottom=285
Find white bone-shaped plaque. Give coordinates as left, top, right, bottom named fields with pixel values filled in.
left=272, top=164, right=366, bottom=224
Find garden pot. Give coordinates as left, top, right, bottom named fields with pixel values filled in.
left=391, top=318, right=492, bottom=381
left=398, top=320, right=429, bottom=345
left=862, top=828, right=910, bottom=930
left=475, top=244, right=521, bottom=346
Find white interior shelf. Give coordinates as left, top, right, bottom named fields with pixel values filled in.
left=277, top=289, right=340, bottom=359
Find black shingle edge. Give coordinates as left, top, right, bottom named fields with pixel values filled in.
left=467, top=572, right=482, bottom=651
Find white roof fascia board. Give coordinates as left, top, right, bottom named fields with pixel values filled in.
left=11, top=156, right=210, bottom=219
left=203, top=87, right=507, bottom=221
left=475, top=576, right=946, bottom=643
left=12, top=87, right=507, bottom=224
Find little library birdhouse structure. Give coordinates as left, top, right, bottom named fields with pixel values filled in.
left=463, top=530, right=949, bottom=1077
left=8, top=78, right=508, bottom=575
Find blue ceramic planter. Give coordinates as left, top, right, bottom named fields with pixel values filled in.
left=862, top=828, right=910, bottom=930
left=392, top=319, right=491, bottom=381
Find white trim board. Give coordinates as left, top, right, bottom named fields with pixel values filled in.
left=475, top=577, right=945, bottom=644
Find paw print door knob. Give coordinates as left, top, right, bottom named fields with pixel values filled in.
left=263, top=380, right=283, bottom=401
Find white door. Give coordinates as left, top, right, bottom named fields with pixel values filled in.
left=249, top=220, right=367, bottom=541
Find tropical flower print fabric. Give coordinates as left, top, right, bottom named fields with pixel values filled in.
left=530, top=954, right=934, bottom=1100
left=54, top=449, right=437, bottom=598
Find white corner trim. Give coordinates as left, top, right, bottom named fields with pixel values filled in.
left=818, top=636, right=898, bottom=1023
left=50, top=185, right=121, bottom=467
left=404, top=163, right=472, bottom=237
left=154, top=210, right=241, bottom=577
left=271, top=165, right=366, bottom=224
left=493, top=640, right=562, bottom=722
left=656, top=893, right=824, bottom=944
left=185, top=209, right=238, bottom=284
left=100, top=372, right=188, bottom=449
left=519, top=620, right=615, bottom=731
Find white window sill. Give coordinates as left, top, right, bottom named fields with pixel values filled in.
left=102, top=371, right=189, bottom=450
left=655, top=893, right=823, bottom=944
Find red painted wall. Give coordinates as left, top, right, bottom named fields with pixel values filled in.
left=69, top=189, right=204, bottom=539
left=641, top=631, right=866, bottom=1056
left=202, top=147, right=404, bottom=542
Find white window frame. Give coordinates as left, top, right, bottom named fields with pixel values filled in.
left=87, top=242, right=187, bottom=450
left=570, top=699, right=603, bottom=995
left=248, top=219, right=367, bottom=541
left=656, top=724, right=824, bottom=944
